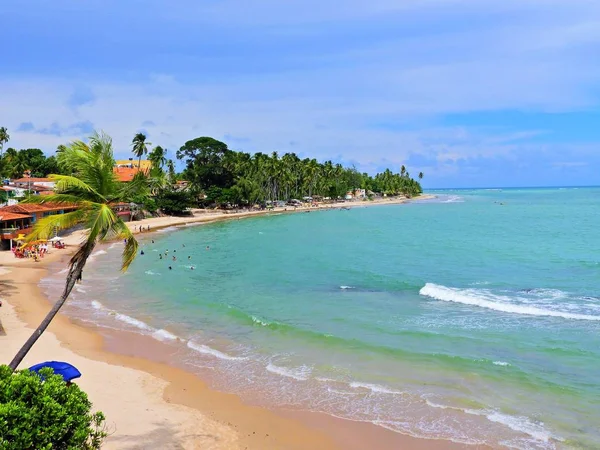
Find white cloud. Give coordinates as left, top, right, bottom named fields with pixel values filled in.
left=2, top=0, right=600, bottom=187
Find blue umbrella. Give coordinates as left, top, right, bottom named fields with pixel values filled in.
left=28, top=361, right=82, bottom=382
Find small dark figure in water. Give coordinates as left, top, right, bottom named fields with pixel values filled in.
left=174, top=249, right=176, bottom=253
left=169, top=266, right=172, bottom=270
left=188, top=256, right=191, bottom=260
left=182, top=244, right=185, bottom=248
left=190, top=266, right=194, bottom=270
left=206, top=246, right=210, bottom=250
left=140, top=250, right=144, bottom=255
left=152, top=240, right=155, bottom=244
left=172, top=256, right=176, bottom=261
left=159, top=254, right=163, bottom=260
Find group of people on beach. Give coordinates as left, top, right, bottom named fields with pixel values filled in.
left=134, top=225, right=151, bottom=233
left=12, top=241, right=62, bottom=261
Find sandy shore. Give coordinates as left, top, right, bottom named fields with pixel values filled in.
left=0, top=194, right=478, bottom=449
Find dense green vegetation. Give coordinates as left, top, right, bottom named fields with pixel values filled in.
left=0, top=127, right=423, bottom=209
left=0, top=365, right=106, bottom=449
left=176, top=136, right=423, bottom=206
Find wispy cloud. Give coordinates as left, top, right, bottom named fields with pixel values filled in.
left=1, top=0, right=599, bottom=187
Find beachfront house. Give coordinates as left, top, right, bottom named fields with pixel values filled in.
left=0, top=203, right=77, bottom=250
left=112, top=202, right=135, bottom=222
left=11, top=177, right=56, bottom=190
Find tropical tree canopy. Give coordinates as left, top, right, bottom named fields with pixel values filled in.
left=176, top=140, right=423, bottom=205
left=177, top=136, right=234, bottom=190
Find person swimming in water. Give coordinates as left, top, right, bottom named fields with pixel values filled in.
left=188, top=255, right=191, bottom=260
left=159, top=254, right=163, bottom=260
left=140, top=250, right=144, bottom=255
left=169, top=266, right=172, bottom=270
left=172, top=256, right=176, bottom=261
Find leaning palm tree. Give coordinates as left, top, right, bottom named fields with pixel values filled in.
left=0, top=127, right=9, bottom=158
left=8, top=131, right=140, bottom=370
left=131, top=132, right=151, bottom=170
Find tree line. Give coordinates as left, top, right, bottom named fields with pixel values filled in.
left=174, top=136, right=423, bottom=206
left=0, top=127, right=423, bottom=212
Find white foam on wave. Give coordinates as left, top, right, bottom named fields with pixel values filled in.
left=58, top=267, right=69, bottom=274
left=476, top=410, right=557, bottom=443
left=420, top=283, right=600, bottom=321
left=339, top=285, right=355, bottom=290
left=115, top=313, right=153, bottom=331
left=75, top=287, right=87, bottom=294
left=152, top=329, right=179, bottom=341
left=157, top=226, right=178, bottom=233
left=0, top=267, right=11, bottom=275
left=187, top=340, right=246, bottom=361
left=266, top=363, right=312, bottom=381
left=424, top=399, right=559, bottom=443
left=90, top=250, right=107, bottom=258
left=108, top=242, right=119, bottom=250
left=441, top=195, right=464, bottom=203
left=349, top=382, right=403, bottom=395
left=251, top=315, right=271, bottom=327
left=91, top=300, right=104, bottom=310
left=493, top=361, right=510, bottom=367
left=145, top=270, right=160, bottom=276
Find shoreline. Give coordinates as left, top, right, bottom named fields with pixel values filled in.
left=0, top=194, right=474, bottom=449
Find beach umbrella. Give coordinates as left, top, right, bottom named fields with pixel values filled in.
left=28, top=361, right=82, bottom=382
left=48, top=236, right=63, bottom=242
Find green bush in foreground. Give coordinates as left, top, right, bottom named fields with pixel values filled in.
left=0, top=365, right=106, bottom=449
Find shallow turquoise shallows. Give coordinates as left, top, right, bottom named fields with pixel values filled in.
left=47, top=187, right=600, bottom=449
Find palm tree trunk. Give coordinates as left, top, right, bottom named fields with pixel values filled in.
left=8, top=244, right=95, bottom=371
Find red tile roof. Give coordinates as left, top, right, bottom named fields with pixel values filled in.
left=0, top=212, right=32, bottom=221
left=113, top=167, right=147, bottom=182
left=0, top=203, right=75, bottom=215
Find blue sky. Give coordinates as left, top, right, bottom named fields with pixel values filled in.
left=1, top=0, right=599, bottom=188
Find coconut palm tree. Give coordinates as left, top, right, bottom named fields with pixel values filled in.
left=148, top=145, right=167, bottom=170
left=131, top=132, right=151, bottom=170
left=0, top=127, right=9, bottom=158
left=8, top=131, right=140, bottom=370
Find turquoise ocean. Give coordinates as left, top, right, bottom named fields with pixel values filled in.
left=42, top=188, right=600, bottom=449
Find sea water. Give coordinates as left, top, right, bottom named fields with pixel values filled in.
left=41, top=188, right=600, bottom=449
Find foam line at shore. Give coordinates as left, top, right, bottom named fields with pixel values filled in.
left=186, top=340, right=247, bottom=361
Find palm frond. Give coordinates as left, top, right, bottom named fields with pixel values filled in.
left=84, top=204, right=119, bottom=244
left=51, top=175, right=104, bottom=199
left=104, top=220, right=138, bottom=271
left=25, top=209, right=90, bottom=242
left=20, top=194, right=92, bottom=207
